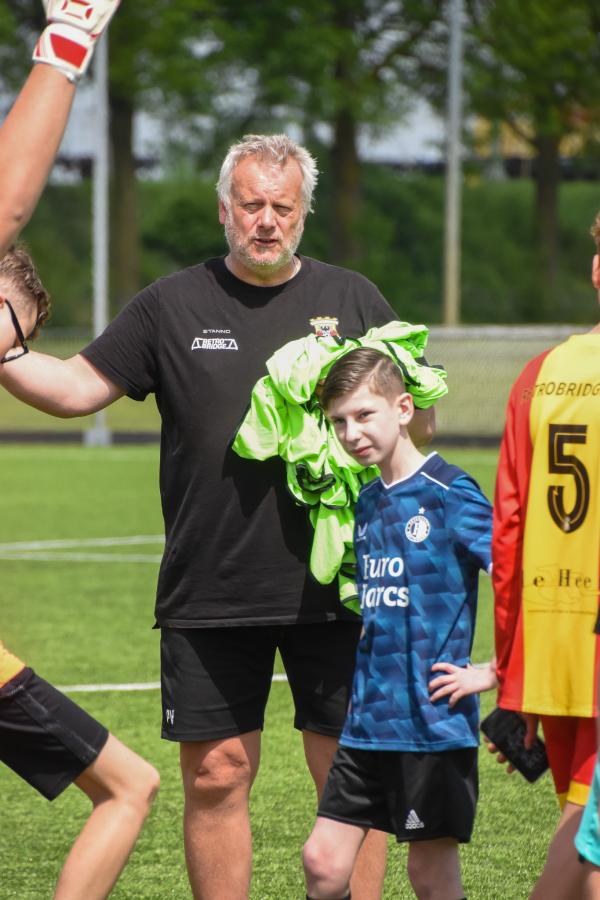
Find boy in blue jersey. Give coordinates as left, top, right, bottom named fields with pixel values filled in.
left=303, top=348, right=492, bottom=900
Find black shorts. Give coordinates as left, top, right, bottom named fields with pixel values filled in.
left=0, top=668, right=109, bottom=801
left=160, top=620, right=362, bottom=742
left=318, top=744, right=478, bottom=844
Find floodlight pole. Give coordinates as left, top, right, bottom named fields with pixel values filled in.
left=85, top=34, right=112, bottom=447
left=442, top=0, right=464, bottom=326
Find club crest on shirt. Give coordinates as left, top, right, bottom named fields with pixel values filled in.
left=309, top=316, right=340, bottom=338
left=405, top=509, right=430, bottom=543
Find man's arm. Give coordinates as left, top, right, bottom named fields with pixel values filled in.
left=0, top=66, right=76, bottom=255
left=410, top=406, right=435, bottom=447
left=0, top=352, right=124, bottom=416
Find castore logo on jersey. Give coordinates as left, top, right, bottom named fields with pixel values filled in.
left=356, top=523, right=368, bottom=543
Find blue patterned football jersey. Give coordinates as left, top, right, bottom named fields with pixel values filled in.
left=341, top=452, right=492, bottom=752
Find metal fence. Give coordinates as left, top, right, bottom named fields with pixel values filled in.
left=0, top=325, right=586, bottom=445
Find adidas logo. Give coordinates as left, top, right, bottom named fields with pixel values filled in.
left=404, top=809, right=425, bottom=830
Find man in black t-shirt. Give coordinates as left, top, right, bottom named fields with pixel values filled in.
left=0, top=134, right=434, bottom=899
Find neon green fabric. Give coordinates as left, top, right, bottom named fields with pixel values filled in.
left=267, top=321, right=444, bottom=409
left=232, top=321, right=448, bottom=611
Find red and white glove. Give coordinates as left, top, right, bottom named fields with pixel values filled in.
left=33, top=0, right=121, bottom=82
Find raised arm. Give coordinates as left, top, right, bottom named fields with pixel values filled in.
left=0, top=0, right=120, bottom=255
left=0, top=352, right=124, bottom=417
left=0, top=67, right=75, bottom=255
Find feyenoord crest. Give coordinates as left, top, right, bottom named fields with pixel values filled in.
left=310, top=316, right=340, bottom=338
left=405, top=509, right=430, bottom=543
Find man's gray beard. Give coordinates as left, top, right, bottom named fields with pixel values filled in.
left=224, top=217, right=303, bottom=275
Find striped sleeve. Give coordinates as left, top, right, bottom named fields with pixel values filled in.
left=492, top=351, right=549, bottom=707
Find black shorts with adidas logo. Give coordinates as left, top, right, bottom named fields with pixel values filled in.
left=317, top=744, right=478, bottom=843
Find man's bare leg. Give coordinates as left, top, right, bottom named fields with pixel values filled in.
left=53, top=734, right=160, bottom=900
left=303, top=730, right=388, bottom=900
left=180, top=731, right=261, bottom=900
left=530, top=802, right=586, bottom=900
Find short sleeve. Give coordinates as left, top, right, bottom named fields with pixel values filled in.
left=447, top=474, right=493, bottom=572
left=80, top=284, right=160, bottom=401
left=361, top=281, right=396, bottom=329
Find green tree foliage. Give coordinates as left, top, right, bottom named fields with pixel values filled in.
left=191, top=0, right=444, bottom=266
left=0, top=2, right=43, bottom=87
left=463, top=0, right=600, bottom=310
left=22, top=171, right=599, bottom=328
left=0, top=1, right=215, bottom=307
left=101, top=1, right=213, bottom=307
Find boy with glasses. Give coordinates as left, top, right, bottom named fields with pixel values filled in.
left=0, top=249, right=50, bottom=363
left=0, top=4, right=161, bottom=898
left=0, top=247, right=160, bottom=900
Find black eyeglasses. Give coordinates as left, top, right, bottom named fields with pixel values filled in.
left=0, top=299, right=29, bottom=364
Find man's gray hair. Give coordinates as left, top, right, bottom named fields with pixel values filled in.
left=217, top=134, right=318, bottom=216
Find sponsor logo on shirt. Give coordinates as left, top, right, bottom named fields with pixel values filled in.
left=360, top=554, right=410, bottom=609
left=191, top=329, right=238, bottom=351
left=405, top=508, right=430, bottom=543
left=522, top=380, right=600, bottom=402
left=356, top=523, right=368, bottom=543
left=309, top=316, right=340, bottom=338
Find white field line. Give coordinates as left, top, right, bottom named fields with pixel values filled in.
left=59, top=673, right=289, bottom=693
left=0, top=535, right=164, bottom=550
left=0, top=553, right=163, bottom=562
left=4, top=534, right=289, bottom=692
left=0, top=534, right=164, bottom=563
left=60, top=681, right=162, bottom=692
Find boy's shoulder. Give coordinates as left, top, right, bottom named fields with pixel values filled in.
left=419, top=453, right=482, bottom=494
left=356, top=453, right=482, bottom=500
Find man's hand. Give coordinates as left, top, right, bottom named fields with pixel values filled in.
left=484, top=712, right=539, bottom=774
left=33, top=0, right=121, bottom=82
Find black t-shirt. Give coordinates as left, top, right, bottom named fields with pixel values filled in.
left=82, top=255, right=395, bottom=626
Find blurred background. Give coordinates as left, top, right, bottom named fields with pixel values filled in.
left=0, top=0, right=599, bottom=440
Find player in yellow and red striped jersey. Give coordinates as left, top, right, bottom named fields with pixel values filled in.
left=492, top=210, right=600, bottom=899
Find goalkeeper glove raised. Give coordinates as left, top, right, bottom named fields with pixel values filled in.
left=33, top=0, right=121, bottom=82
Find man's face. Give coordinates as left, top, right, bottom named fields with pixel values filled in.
left=327, top=381, right=411, bottom=475
left=219, top=155, right=306, bottom=283
left=0, top=295, right=35, bottom=361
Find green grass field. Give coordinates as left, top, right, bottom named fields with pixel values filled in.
left=0, top=444, right=558, bottom=898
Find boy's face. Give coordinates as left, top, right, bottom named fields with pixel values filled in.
left=327, top=380, right=412, bottom=470
left=0, top=295, right=35, bottom=361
